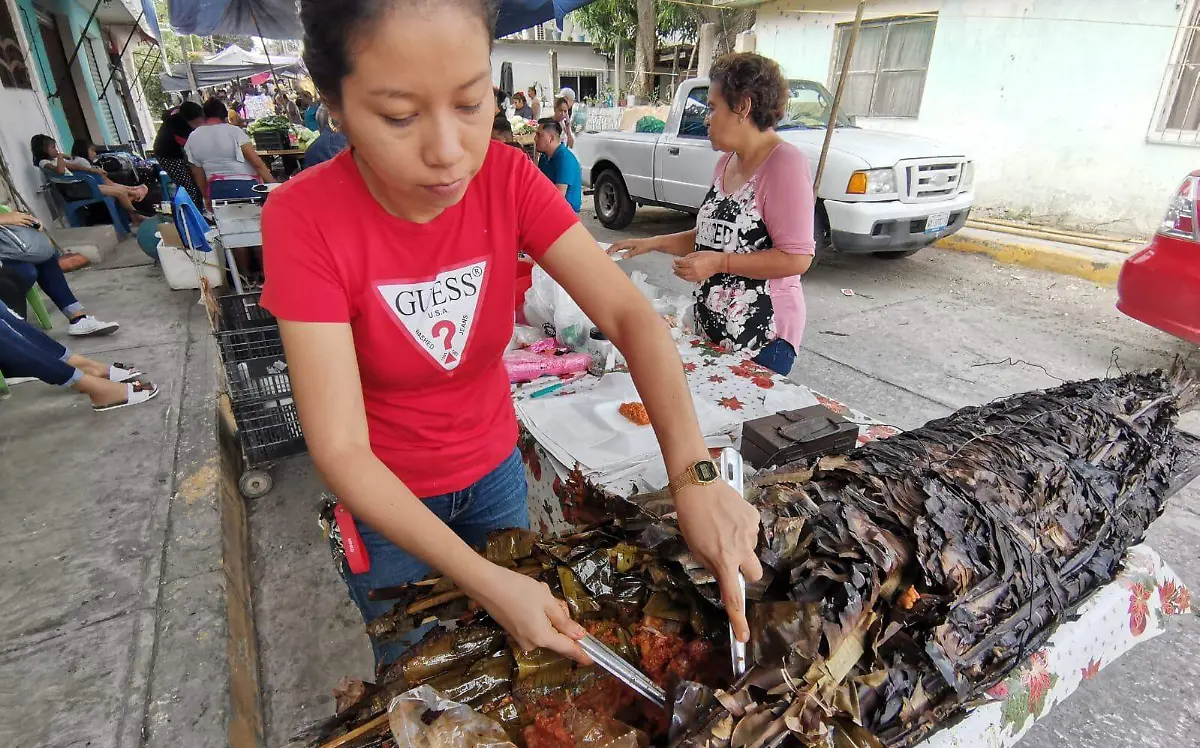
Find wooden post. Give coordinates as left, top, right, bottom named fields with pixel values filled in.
left=549, top=49, right=559, bottom=99
left=670, top=44, right=679, bottom=98
left=814, top=0, right=865, bottom=192
left=697, top=23, right=717, bottom=79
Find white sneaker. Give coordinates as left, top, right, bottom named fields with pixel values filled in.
left=68, top=316, right=120, bottom=337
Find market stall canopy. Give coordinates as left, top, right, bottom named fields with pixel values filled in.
left=157, top=45, right=304, bottom=91
left=165, top=0, right=600, bottom=39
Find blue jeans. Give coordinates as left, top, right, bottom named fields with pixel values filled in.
left=0, top=298, right=81, bottom=386
left=753, top=338, right=797, bottom=376
left=208, top=177, right=259, bottom=201
left=333, top=448, right=529, bottom=667
left=4, top=258, right=83, bottom=320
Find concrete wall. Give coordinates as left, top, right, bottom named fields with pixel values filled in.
left=3, top=0, right=64, bottom=221
left=492, top=39, right=609, bottom=102
left=755, top=0, right=1198, bottom=236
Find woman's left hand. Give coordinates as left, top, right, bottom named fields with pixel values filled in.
left=674, top=480, right=763, bottom=642
left=673, top=251, right=725, bottom=283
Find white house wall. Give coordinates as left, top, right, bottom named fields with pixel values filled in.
left=755, top=0, right=1197, bottom=236
left=491, top=40, right=609, bottom=100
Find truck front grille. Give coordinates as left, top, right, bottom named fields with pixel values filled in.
left=899, top=159, right=965, bottom=203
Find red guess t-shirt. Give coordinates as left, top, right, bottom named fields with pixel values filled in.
left=260, top=142, right=579, bottom=496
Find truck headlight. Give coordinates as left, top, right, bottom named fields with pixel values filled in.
left=846, top=168, right=896, bottom=196
left=960, top=161, right=975, bottom=192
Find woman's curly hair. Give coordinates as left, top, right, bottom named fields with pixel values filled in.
left=709, top=53, right=788, bottom=131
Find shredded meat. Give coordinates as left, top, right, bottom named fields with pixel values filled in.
left=618, top=402, right=651, bottom=426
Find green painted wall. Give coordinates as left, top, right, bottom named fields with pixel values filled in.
left=15, top=0, right=117, bottom=145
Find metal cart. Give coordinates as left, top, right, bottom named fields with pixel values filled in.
left=207, top=288, right=307, bottom=498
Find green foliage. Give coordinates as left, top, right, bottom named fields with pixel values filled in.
left=573, top=0, right=697, bottom=52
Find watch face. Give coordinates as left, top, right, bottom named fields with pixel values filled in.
left=694, top=460, right=719, bottom=483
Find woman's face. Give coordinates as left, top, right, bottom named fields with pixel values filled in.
left=331, top=5, right=492, bottom=221
left=706, top=83, right=747, bottom=152
left=45, top=139, right=58, bottom=157
left=554, top=101, right=569, bottom=120
left=87, top=145, right=98, bottom=160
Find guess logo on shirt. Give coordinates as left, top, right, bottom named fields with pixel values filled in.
left=376, top=259, right=488, bottom=371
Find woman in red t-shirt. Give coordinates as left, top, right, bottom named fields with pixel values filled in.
left=262, top=0, right=762, bottom=668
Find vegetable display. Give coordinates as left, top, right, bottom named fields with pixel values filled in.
left=246, top=114, right=292, bottom=134
left=286, top=370, right=1198, bottom=748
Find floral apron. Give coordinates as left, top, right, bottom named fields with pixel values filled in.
left=692, top=177, right=776, bottom=355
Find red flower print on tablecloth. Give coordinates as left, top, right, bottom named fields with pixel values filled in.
left=719, top=396, right=744, bottom=411
left=708, top=374, right=726, bottom=384
left=814, top=393, right=850, bottom=416
left=1128, top=582, right=1152, bottom=635
left=683, top=362, right=698, bottom=373
left=997, top=648, right=1059, bottom=734
left=730, top=364, right=755, bottom=378
left=751, top=376, right=774, bottom=389
left=1080, top=658, right=1102, bottom=681
left=862, top=424, right=899, bottom=442
left=1158, top=579, right=1190, bottom=615
left=519, top=439, right=542, bottom=481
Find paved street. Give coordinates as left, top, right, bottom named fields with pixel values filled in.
left=249, top=205, right=1199, bottom=747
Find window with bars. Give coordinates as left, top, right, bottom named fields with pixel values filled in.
left=830, top=15, right=936, bottom=119
left=1151, top=2, right=1200, bottom=143
left=0, top=0, right=32, bottom=88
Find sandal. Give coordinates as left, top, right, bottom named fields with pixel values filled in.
left=93, top=380, right=160, bottom=412
left=109, top=362, right=144, bottom=383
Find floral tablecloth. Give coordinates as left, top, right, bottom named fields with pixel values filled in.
left=510, top=337, right=1192, bottom=747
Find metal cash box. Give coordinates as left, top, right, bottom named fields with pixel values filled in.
left=742, top=405, right=860, bottom=469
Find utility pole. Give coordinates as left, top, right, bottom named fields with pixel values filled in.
left=815, top=0, right=865, bottom=192
left=697, top=23, right=716, bottom=79
left=549, top=50, right=559, bottom=100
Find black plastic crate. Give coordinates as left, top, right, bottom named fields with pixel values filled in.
left=225, top=354, right=291, bottom=405
left=252, top=130, right=289, bottom=151
left=233, top=397, right=306, bottom=466
left=216, top=291, right=276, bottom=332
left=217, top=325, right=283, bottom=363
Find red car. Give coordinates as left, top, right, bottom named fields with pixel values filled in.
left=1117, top=173, right=1200, bottom=345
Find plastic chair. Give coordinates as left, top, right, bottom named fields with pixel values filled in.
left=26, top=287, right=51, bottom=330
left=43, top=169, right=130, bottom=238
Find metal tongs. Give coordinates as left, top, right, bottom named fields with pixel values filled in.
left=581, top=448, right=749, bottom=710
left=579, top=633, right=667, bottom=708
left=719, top=447, right=749, bottom=679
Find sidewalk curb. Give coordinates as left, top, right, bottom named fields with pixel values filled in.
left=935, top=233, right=1122, bottom=287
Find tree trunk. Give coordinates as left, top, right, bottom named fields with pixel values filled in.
left=633, top=0, right=656, bottom=101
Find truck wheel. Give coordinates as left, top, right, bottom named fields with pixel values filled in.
left=594, top=170, right=636, bottom=230
left=875, top=249, right=922, bottom=259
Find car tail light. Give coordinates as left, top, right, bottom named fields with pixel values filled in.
left=1159, top=175, right=1199, bottom=241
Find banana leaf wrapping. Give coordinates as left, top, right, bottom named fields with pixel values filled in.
left=288, top=371, right=1198, bottom=748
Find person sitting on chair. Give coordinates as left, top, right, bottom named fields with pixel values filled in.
left=185, top=98, right=276, bottom=210
left=0, top=296, right=156, bottom=411
left=0, top=208, right=120, bottom=336
left=32, top=134, right=148, bottom=226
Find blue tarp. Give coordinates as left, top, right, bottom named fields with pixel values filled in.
left=167, top=0, right=597, bottom=40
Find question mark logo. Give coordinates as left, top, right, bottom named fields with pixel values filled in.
left=431, top=320, right=458, bottom=364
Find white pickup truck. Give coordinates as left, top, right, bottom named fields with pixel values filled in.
left=574, top=78, right=974, bottom=258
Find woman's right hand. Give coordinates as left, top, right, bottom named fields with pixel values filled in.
left=466, top=564, right=591, bottom=663
left=607, top=237, right=654, bottom=259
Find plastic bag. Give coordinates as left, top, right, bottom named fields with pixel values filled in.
left=524, top=266, right=593, bottom=350
left=511, top=325, right=544, bottom=349
left=389, top=685, right=515, bottom=748
left=629, top=270, right=657, bottom=303
left=504, top=349, right=591, bottom=383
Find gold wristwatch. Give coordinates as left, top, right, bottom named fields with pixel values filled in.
left=668, top=459, right=720, bottom=495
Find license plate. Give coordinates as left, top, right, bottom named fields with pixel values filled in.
left=924, top=211, right=951, bottom=233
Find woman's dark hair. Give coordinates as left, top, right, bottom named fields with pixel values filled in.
left=30, top=134, right=55, bottom=166
left=179, top=101, right=204, bottom=122
left=709, top=53, right=788, bottom=131
left=202, top=97, right=228, bottom=121
left=70, top=138, right=93, bottom=159
left=491, top=114, right=512, bottom=136
left=301, top=0, right=497, bottom=104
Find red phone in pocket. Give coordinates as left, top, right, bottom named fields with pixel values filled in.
left=334, top=503, right=371, bottom=574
